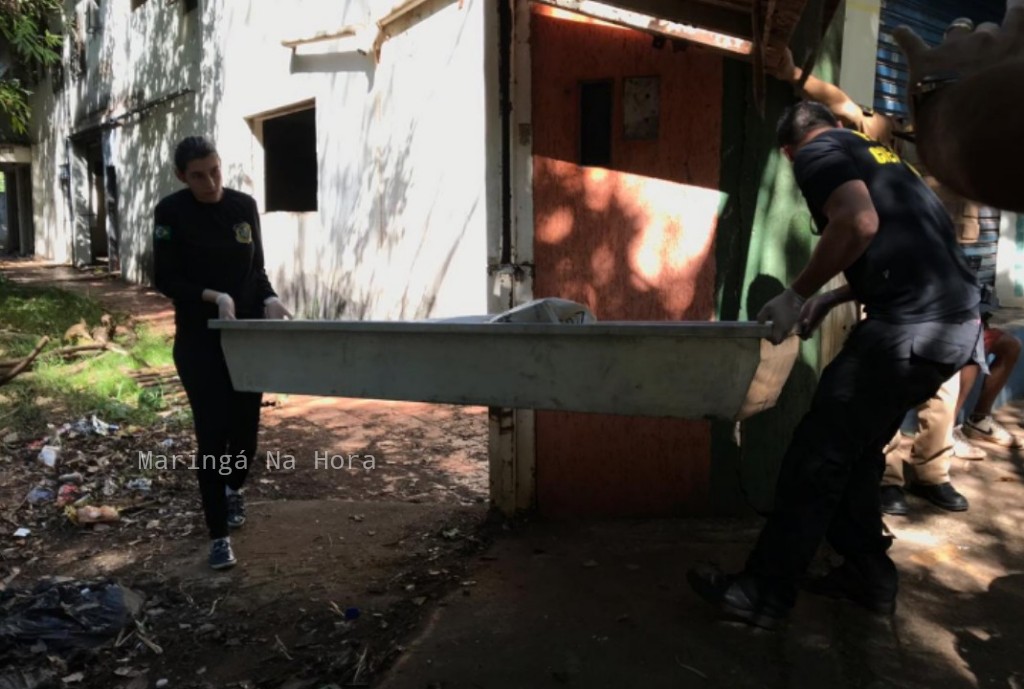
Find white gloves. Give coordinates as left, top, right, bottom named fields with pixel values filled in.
left=264, top=296, right=293, bottom=320
left=756, top=288, right=806, bottom=345
left=213, top=293, right=292, bottom=320
left=215, top=292, right=236, bottom=321
left=796, top=293, right=837, bottom=339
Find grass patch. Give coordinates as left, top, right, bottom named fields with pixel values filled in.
left=0, top=272, right=115, bottom=358
left=0, top=273, right=187, bottom=435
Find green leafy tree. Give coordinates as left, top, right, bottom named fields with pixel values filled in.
left=0, top=0, right=64, bottom=135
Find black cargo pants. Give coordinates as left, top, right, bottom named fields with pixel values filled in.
left=744, top=319, right=975, bottom=605
left=173, top=328, right=262, bottom=539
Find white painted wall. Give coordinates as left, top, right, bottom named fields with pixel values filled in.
left=837, top=0, right=881, bottom=105
left=0, top=147, right=32, bottom=164
left=996, top=212, right=1024, bottom=308
left=29, top=0, right=493, bottom=320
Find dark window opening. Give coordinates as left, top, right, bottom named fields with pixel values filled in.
left=131, top=0, right=148, bottom=11
left=75, top=42, right=86, bottom=79
left=184, top=0, right=198, bottom=13
left=86, top=1, right=102, bottom=34
left=263, top=107, right=318, bottom=212
left=50, top=62, right=64, bottom=94
left=579, top=80, right=613, bottom=167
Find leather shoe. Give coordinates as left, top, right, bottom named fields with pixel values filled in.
left=687, top=564, right=789, bottom=630
left=880, top=486, right=909, bottom=516
left=912, top=482, right=968, bottom=512
left=803, top=562, right=896, bottom=614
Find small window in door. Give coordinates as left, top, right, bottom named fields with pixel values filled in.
left=579, top=80, right=613, bottom=167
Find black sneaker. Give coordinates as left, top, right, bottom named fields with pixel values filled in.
left=687, top=564, right=789, bottom=630
left=803, top=563, right=896, bottom=615
left=208, top=538, right=237, bottom=570
left=880, top=486, right=909, bottom=516
left=227, top=491, right=246, bottom=529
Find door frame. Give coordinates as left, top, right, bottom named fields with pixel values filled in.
left=487, top=0, right=537, bottom=515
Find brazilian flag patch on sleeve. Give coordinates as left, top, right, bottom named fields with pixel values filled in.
left=154, top=225, right=172, bottom=241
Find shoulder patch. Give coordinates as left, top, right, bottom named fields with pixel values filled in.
left=154, top=225, right=172, bottom=241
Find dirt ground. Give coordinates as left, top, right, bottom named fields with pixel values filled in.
left=4, top=260, right=1024, bottom=689
left=0, top=260, right=494, bottom=688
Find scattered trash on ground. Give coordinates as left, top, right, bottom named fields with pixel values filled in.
left=36, top=447, right=59, bottom=469
left=0, top=578, right=142, bottom=653
left=125, top=478, right=152, bottom=493
left=0, top=667, right=57, bottom=689
left=0, top=395, right=492, bottom=688
left=58, top=416, right=119, bottom=439
left=24, top=487, right=54, bottom=506
left=70, top=505, right=120, bottom=526
left=55, top=485, right=79, bottom=507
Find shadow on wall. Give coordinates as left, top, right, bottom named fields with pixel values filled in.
left=531, top=159, right=718, bottom=321
left=709, top=9, right=845, bottom=512
left=301, top=78, right=420, bottom=320
left=287, top=3, right=478, bottom=321
left=705, top=1, right=851, bottom=516
left=715, top=0, right=846, bottom=324
left=526, top=163, right=720, bottom=518
left=521, top=6, right=727, bottom=516
left=291, top=51, right=377, bottom=86
left=118, top=0, right=225, bottom=286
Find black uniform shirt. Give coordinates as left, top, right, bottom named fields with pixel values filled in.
left=153, top=188, right=276, bottom=332
left=793, top=128, right=980, bottom=325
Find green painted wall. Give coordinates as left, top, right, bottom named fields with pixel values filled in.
left=710, top=6, right=847, bottom=514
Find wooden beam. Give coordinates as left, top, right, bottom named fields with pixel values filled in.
left=281, top=0, right=445, bottom=52
left=762, top=0, right=777, bottom=47
left=754, top=0, right=776, bottom=112
left=594, top=0, right=753, bottom=38
left=763, top=0, right=809, bottom=49
left=534, top=0, right=753, bottom=56
left=281, top=26, right=360, bottom=49
left=377, top=0, right=437, bottom=28
left=698, top=0, right=755, bottom=11
left=794, top=0, right=824, bottom=92
left=752, top=0, right=766, bottom=115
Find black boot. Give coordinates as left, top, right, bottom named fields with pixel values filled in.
left=687, top=564, right=790, bottom=630
left=912, top=482, right=968, bottom=512
left=880, top=486, right=909, bottom=516
left=803, top=559, right=897, bottom=614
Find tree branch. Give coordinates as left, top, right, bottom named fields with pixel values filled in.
left=0, top=335, right=49, bottom=386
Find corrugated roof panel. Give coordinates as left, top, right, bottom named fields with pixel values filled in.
left=873, top=0, right=1004, bottom=116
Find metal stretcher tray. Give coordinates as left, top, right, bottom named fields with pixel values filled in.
left=210, top=320, right=799, bottom=421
